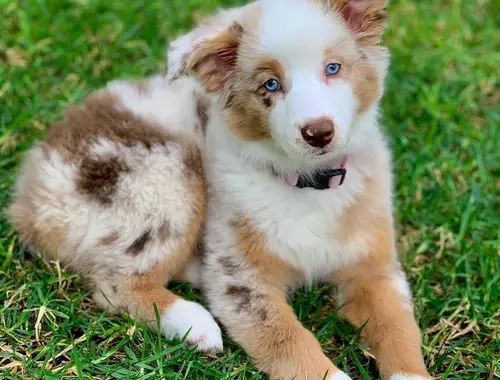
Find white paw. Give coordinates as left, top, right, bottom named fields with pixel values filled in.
left=390, top=374, right=432, bottom=380
left=330, top=371, right=352, bottom=379
left=161, top=299, right=223, bottom=352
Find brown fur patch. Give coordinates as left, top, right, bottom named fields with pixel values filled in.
left=262, top=96, right=272, bottom=108
left=45, top=93, right=172, bottom=158
left=226, top=285, right=256, bottom=312
left=223, top=57, right=288, bottom=140
left=196, top=95, right=209, bottom=132
left=218, top=255, right=242, bottom=275
left=224, top=92, right=236, bottom=109
left=221, top=65, right=281, bottom=140
left=333, top=177, right=393, bottom=256
left=158, top=222, right=170, bottom=242
left=127, top=229, right=153, bottom=256
left=324, top=42, right=382, bottom=114
left=352, top=60, right=382, bottom=114
left=316, top=0, right=388, bottom=45
left=182, top=144, right=204, bottom=178
left=225, top=102, right=271, bottom=141
left=44, top=89, right=204, bottom=203
left=192, top=236, right=205, bottom=258
left=253, top=59, right=286, bottom=87
left=187, top=22, right=244, bottom=92
left=257, top=307, right=268, bottom=322
left=120, top=271, right=179, bottom=322
left=45, top=90, right=202, bottom=172
left=99, top=232, right=120, bottom=246
left=77, top=156, right=129, bottom=205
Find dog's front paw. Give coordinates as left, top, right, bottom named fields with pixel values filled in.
left=161, top=299, right=223, bottom=352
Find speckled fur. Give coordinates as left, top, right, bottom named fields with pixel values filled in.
left=9, top=75, right=223, bottom=352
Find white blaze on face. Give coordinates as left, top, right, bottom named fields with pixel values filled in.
left=326, top=81, right=358, bottom=139
left=258, top=0, right=359, bottom=157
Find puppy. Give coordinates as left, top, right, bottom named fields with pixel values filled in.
left=8, top=76, right=223, bottom=352
left=169, top=0, right=432, bottom=378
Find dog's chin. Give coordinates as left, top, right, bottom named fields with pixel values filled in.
left=276, top=141, right=340, bottom=166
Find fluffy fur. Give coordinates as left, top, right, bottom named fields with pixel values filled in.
left=9, top=76, right=223, bottom=352
left=169, top=0, right=432, bottom=378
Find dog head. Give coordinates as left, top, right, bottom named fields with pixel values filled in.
left=170, top=0, right=389, bottom=164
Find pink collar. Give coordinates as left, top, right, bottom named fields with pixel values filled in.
left=283, top=156, right=348, bottom=190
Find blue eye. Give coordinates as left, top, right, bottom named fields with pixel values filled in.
left=325, top=63, right=341, bottom=75
left=264, top=79, right=281, bottom=92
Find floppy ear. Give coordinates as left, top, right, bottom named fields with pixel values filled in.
left=166, top=3, right=255, bottom=82
left=328, top=0, right=388, bottom=45
left=185, top=22, right=243, bottom=93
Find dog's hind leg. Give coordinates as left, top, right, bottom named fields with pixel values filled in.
left=92, top=247, right=223, bottom=353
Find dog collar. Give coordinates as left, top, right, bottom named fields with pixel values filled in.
left=282, top=156, right=348, bottom=190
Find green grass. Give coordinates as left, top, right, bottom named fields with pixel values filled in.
left=1, top=0, right=498, bottom=378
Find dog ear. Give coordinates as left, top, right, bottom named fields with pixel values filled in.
left=166, top=3, right=255, bottom=82
left=185, top=22, right=244, bottom=92
left=327, top=0, right=388, bottom=45
left=167, top=31, right=197, bottom=82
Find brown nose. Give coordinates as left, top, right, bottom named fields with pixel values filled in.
left=301, top=118, right=334, bottom=148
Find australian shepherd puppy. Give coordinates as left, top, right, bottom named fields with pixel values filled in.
left=168, top=0, right=432, bottom=378
left=8, top=76, right=223, bottom=352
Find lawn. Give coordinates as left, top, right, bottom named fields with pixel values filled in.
left=0, top=0, right=498, bottom=378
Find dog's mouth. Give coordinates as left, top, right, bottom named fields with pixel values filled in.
left=274, top=155, right=348, bottom=190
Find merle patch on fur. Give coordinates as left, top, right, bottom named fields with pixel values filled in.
left=225, top=92, right=235, bottom=108
left=226, top=284, right=268, bottom=320
left=183, top=146, right=204, bottom=177
left=196, top=96, right=209, bottom=132
left=218, top=256, right=241, bottom=275
left=226, top=285, right=253, bottom=311
left=77, top=156, right=129, bottom=204
left=257, top=307, right=268, bottom=322
left=193, top=236, right=205, bottom=258
left=45, top=93, right=173, bottom=158
left=99, top=232, right=120, bottom=246
left=158, top=222, right=170, bottom=242
left=127, top=229, right=152, bottom=255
